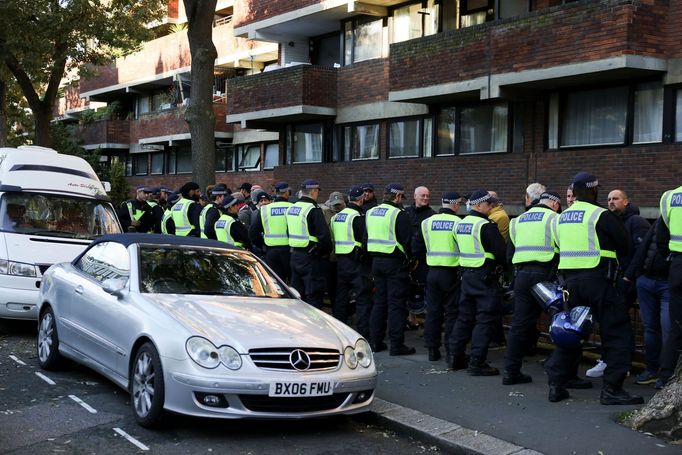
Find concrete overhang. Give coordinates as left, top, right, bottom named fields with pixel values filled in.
left=131, top=132, right=234, bottom=153
left=389, top=55, right=668, bottom=104
left=227, top=105, right=337, bottom=129
left=233, top=0, right=403, bottom=41
left=82, top=143, right=129, bottom=151
left=81, top=71, right=188, bottom=102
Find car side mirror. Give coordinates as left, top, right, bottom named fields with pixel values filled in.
left=289, top=287, right=302, bottom=300
left=102, top=278, right=128, bottom=298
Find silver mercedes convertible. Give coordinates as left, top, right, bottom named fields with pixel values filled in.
left=37, top=234, right=376, bottom=427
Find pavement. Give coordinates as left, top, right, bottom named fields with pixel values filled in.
left=368, top=329, right=680, bottom=455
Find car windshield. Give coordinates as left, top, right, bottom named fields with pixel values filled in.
left=139, top=246, right=290, bottom=298
left=0, top=192, right=121, bottom=240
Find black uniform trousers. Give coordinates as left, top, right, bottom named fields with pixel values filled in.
left=265, top=246, right=291, bottom=283
left=447, top=268, right=502, bottom=364
left=424, top=266, right=460, bottom=350
left=335, top=255, right=372, bottom=339
left=544, top=270, right=632, bottom=389
left=290, top=249, right=325, bottom=308
left=659, top=254, right=682, bottom=380
left=370, top=256, right=408, bottom=350
left=504, top=265, right=555, bottom=374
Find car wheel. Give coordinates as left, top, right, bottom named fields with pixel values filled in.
left=37, top=307, right=63, bottom=370
left=130, top=342, right=165, bottom=428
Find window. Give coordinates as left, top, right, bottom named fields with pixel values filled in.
left=549, top=81, right=664, bottom=148
left=392, top=1, right=439, bottom=44
left=133, top=154, right=148, bottom=175
left=238, top=145, right=261, bottom=170
left=437, top=108, right=456, bottom=156
left=388, top=117, right=433, bottom=158
left=150, top=152, right=164, bottom=175
left=344, top=16, right=384, bottom=65
left=460, top=0, right=493, bottom=27
left=138, top=96, right=150, bottom=115
left=288, top=123, right=323, bottom=163
left=633, top=82, right=663, bottom=144
left=168, top=145, right=192, bottom=174
left=499, top=0, right=528, bottom=19
left=311, top=33, right=341, bottom=67
left=263, top=143, right=279, bottom=169
left=460, top=103, right=508, bottom=154
left=76, top=242, right=130, bottom=283
left=124, top=155, right=133, bottom=176
left=344, top=124, right=380, bottom=160
left=216, top=142, right=235, bottom=172
left=561, top=86, right=628, bottom=147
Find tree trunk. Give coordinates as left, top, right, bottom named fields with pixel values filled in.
left=626, top=353, right=682, bottom=442
left=0, top=79, right=6, bottom=147
left=183, top=0, right=218, bottom=192
left=33, top=102, right=53, bottom=147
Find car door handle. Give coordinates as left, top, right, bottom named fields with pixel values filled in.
left=75, top=285, right=84, bottom=295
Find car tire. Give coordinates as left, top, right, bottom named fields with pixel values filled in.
left=130, top=342, right=165, bottom=428
left=37, top=307, right=63, bottom=370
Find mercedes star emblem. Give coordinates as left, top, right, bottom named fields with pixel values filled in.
left=289, top=349, right=311, bottom=371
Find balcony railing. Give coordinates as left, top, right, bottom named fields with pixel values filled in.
left=73, top=119, right=130, bottom=147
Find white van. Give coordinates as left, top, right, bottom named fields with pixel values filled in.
left=0, top=146, right=122, bottom=320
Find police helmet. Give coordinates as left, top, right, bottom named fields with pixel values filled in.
left=531, top=281, right=564, bottom=315
left=549, top=306, right=593, bottom=349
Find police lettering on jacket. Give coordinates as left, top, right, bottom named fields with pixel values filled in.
left=371, top=208, right=388, bottom=216
left=270, top=207, right=287, bottom=216
left=431, top=219, right=455, bottom=231
left=288, top=207, right=302, bottom=216
left=334, top=213, right=348, bottom=222
left=518, top=212, right=545, bottom=223
left=559, top=211, right=585, bottom=224
left=671, top=192, right=682, bottom=207
left=457, top=223, right=473, bottom=234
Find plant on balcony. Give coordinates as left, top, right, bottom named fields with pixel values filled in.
left=81, top=101, right=124, bottom=124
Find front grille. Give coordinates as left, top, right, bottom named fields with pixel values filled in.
left=248, top=347, right=341, bottom=371
left=239, top=393, right=349, bottom=413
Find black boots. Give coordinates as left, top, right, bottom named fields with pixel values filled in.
left=428, top=348, right=441, bottom=361
left=548, top=386, right=570, bottom=402
left=446, top=354, right=469, bottom=371
left=565, top=377, right=593, bottom=389
left=467, top=361, right=499, bottom=376
left=502, top=371, right=532, bottom=385
left=600, top=386, right=644, bottom=405
left=390, top=345, right=416, bottom=356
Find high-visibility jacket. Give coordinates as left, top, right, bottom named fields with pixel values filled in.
left=366, top=204, right=405, bottom=254
left=161, top=210, right=172, bottom=235
left=660, top=185, right=682, bottom=253
left=171, top=197, right=193, bottom=237
left=286, top=201, right=318, bottom=248
left=421, top=213, right=460, bottom=267
left=456, top=215, right=495, bottom=268
left=553, top=201, right=617, bottom=269
left=199, top=203, right=214, bottom=239
left=125, top=201, right=146, bottom=222
left=262, top=201, right=291, bottom=247
left=215, top=214, right=243, bottom=248
left=509, top=207, right=559, bottom=264
left=332, top=208, right=362, bottom=255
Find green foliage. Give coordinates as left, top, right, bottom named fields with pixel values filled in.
left=49, top=122, right=101, bottom=171
left=80, top=101, right=124, bottom=124
left=104, top=160, right=131, bottom=209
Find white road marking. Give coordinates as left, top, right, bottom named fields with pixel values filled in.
left=9, top=355, right=26, bottom=365
left=68, top=394, right=97, bottom=414
left=113, top=427, right=149, bottom=451
left=35, top=372, right=56, bottom=385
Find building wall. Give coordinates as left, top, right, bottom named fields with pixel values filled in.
left=234, top=0, right=321, bottom=28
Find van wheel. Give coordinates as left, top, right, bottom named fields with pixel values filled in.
left=130, top=342, right=165, bottom=427
left=37, top=307, right=63, bottom=370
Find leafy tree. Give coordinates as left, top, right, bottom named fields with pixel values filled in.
left=104, top=159, right=131, bottom=209
left=0, top=66, right=33, bottom=147
left=0, top=0, right=165, bottom=146
left=183, top=0, right=217, bottom=191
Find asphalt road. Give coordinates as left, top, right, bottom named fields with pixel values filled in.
left=0, top=320, right=441, bottom=455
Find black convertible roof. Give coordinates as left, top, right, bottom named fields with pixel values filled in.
left=90, top=233, right=233, bottom=249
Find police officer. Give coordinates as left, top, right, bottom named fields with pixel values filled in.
left=161, top=191, right=181, bottom=235
left=366, top=183, right=415, bottom=356
left=148, top=187, right=172, bottom=233
left=416, top=192, right=463, bottom=361
left=448, top=190, right=507, bottom=375
left=200, top=184, right=228, bottom=239
left=215, top=194, right=250, bottom=249
left=332, top=185, right=372, bottom=339
left=250, top=182, right=292, bottom=282
left=546, top=172, right=642, bottom=405
left=655, top=183, right=682, bottom=388
left=503, top=191, right=562, bottom=385
left=286, top=179, right=332, bottom=308
left=171, top=182, right=202, bottom=237
left=118, top=185, right=154, bottom=233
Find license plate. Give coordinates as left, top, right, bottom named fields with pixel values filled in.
left=268, top=381, right=333, bottom=397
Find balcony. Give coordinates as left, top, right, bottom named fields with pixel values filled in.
left=226, top=65, right=337, bottom=128
left=389, top=0, right=669, bottom=104
left=130, top=104, right=234, bottom=145
left=73, top=120, right=130, bottom=150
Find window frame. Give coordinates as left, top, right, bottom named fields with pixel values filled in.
left=387, top=115, right=434, bottom=159
left=263, top=142, right=280, bottom=170
left=150, top=152, right=165, bottom=175
left=132, top=154, right=149, bottom=176
left=342, top=15, right=387, bottom=66
left=341, top=122, right=381, bottom=161
left=237, top=144, right=262, bottom=171
left=286, top=122, right=325, bottom=164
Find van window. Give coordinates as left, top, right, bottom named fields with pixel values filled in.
left=0, top=193, right=121, bottom=239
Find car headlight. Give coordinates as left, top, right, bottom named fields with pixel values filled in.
left=344, top=346, right=358, bottom=369
left=186, top=337, right=220, bottom=369
left=0, top=259, right=37, bottom=277
left=355, top=339, right=372, bottom=368
left=219, top=345, right=242, bottom=370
